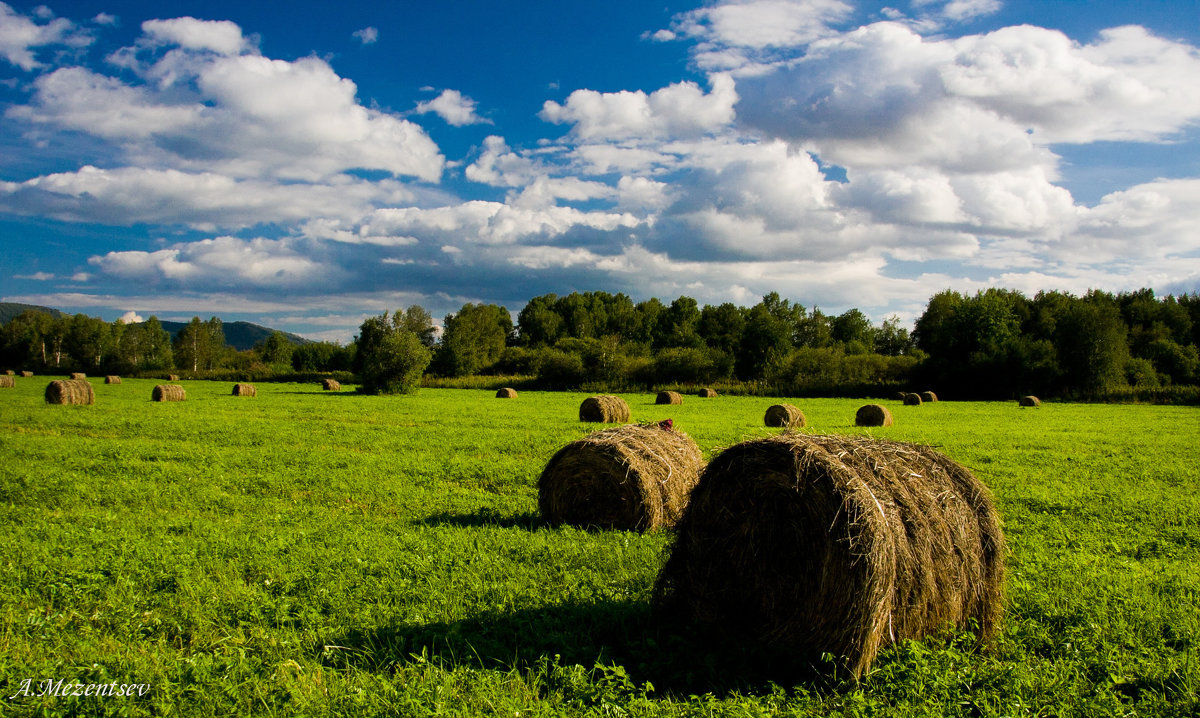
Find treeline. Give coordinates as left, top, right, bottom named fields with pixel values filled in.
left=3, top=287, right=1199, bottom=400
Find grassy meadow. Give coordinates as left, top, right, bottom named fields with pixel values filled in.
left=0, top=377, right=1197, bottom=716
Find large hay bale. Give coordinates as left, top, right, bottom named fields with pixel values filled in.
left=903, top=393, right=922, bottom=406
left=496, top=387, right=518, bottom=398
left=764, top=404, right=806, bottom=428
left=70, top=372, right=87, bottom=380
left=653, top=433, right=1005, bottom=680
left=921, top=391, right=939, bottom=403
left=656, top=390, right=684, bottom=405
left=538, top=423, right=704, bottom=532
left=20, top=371, right=33, bottom=378
left=152, top=384, right=186, bottom=402
left=232, top=383, right=257, bottom=397
left=322, top=378, right=341, bottom=391
left=104, top=375, right=122, bottom=384
left=579, top=395, right=631, bottom=423
left=856, top=404, right=894, bottom=427
left=698, top=388, right=718, bottom=398
left=44, top=379, right=94, bottom=405
left=1018, top=395, right=1041, bottom=408
left=0, top=375, right=14, bottom=388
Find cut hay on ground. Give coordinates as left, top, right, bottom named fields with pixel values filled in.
left=922, top=391, right=939, bottom=403
left=579, top=395, right=631, bottom=423
left=856, top=404, right=894, bottom=427
left=0, top=375, right=14, bottom=388
left=152, top=384, right=186, bottom=402
left=20, top=371, right=33, bottom=377
left=764, top=404, right=806, bottom=428
left=1019, top=395, right=1041, bottom=408
left=322, top=379, right=341, bottom=391
left=70, top=372, right=87, bottom=380
left=104, top=376, right=121, bottom=384
left=538, top=423, right=704, bottom=532
left=698, top=388, right=718, bottom=398
left=653, top=433, right=1006, bottom=680
left=904, top=393, right=922, bottom=406
left=656, top=390, right=684, bottom=405
left=45, top=379, right=94, bottom=405
left=496, top=387, right=518, bottom=398
left=232, top=383, right=257, bottom=397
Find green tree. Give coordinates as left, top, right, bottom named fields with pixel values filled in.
left=174, top=317, right=225, bottom=372
left=655, top=296, right=703, bottom=349
left=699, top=302, right=745, bottom=356
left=354, top=309, right=433, bottom=394
left=437, top=303, right=513, bottom=376
left=1055, top=292, right=1130, bottom=394
left=258, top=331, right=294, bottom=367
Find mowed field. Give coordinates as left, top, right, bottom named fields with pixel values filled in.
left=0, top=378, right=1197, bottom=717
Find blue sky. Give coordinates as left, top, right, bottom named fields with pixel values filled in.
left=2, top=0, right=1199, bottom=342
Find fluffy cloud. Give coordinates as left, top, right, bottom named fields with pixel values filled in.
left=541, top=74, right=737, bottom=141
left=0, top=2, right=90, bottom=70
left=415, top=89, right=490, bottom=126
left=353, top=26, right=378, bottom=45
left=141, top=17, right=249, bottom=55
left=90, top=236, right=329, bottom=287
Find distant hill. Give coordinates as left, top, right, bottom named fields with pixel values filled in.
left=0, top=303, right=312, bottom=352
left=0, top=302, right=65, bottom=324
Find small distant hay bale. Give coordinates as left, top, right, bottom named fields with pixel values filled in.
left=1018, top=395, right=1041, bottom=408
left=538, top=423, right=704, bottom=532
left=4, top=370, right=12, bottom=375
left=656, top=390, right=684, bottom=405
left=152, top=384, right=186, bottom=402
left=0, top=375, right=14, bottom=388
left=764, top=404, right=806, bottom=428
left=653, top=433, right=1006, bottom=680
left=856, top=404, right=894, bottom=427
left=579, top=395, right=631, bottom=423
left=70, top=372, right=87, bottom=380
left=322, top=378, right=341, bottom=391
left=903, top=393, right=923, bottom=406
left=496, top=387, right=518, bottom=398
left=895, top=392, right=907, bottom=401
left=104, top=375, right=121, bottom=384
left=921, top=391, right=939, bottom=403
left=232, top=383, right=257, bottom=397
left=168, top=374, right=180, bottom=381
left=698, top=388, right=718, bottom=398
left=44, top=379, right=94, bottom=405
left=20, top=371, right=33, bottom=378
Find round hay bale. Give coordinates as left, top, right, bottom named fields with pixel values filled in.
left=232, top=383, right=257, bottom=397
left=921, top=391, right=939, bottom=403
left=4, top=370, right=13, bottom=375
left=698, top=388, right=718, bottom=398
left=903, top=393, right=923, bottom=406
left=1018, top=395, right=1041, bottom=408
left=167, top=374, right=180, bottom=381
left=0, top=375, right=15, bottom=388
left=496, top=387, right=518, bottom=398
left=579, top=395, right=631, bottom=423
left=856, top=404, right=894, bottom=427
left=538, top=423, right=704, bottom=532
left=895, top=392, right=907, bottom=401
left=104, top=375, right=121, bottom=384
left=20, top=371, right=33, bottom=378
left=656, top=390, right=684, bottom=405
left=322, top=378, right=341, bottom=391
left=152, top=384, right=186, bottom=402
left=70, top=372, right=87, bottom=380
left=764, top=404, right=806, bottom=428
left=44, top=379, right=94, bottom=405
left=653, top=433, right=1006, bottom=680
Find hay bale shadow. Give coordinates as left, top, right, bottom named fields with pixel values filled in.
left=420, top=508, right=545, bottom=531
left=319, top=599, right=842, bottom=697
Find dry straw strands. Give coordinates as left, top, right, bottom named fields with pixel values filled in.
left=496, top=388, right=518, bottom=398
left=232, top=383, right=257, bottom=397
left=538, top=423, right=704, bottom=532
left=322, top=379, right=341, bottom=391
left=656, top=390, right=684, bottom=405
left=698, top=388, right=718, bottom=398
left=1018, top=396, right=1041, bottom=408
left=70, top=372, right=87, bottom=380
left=921, top=391, right=939, bottom=403
left=856, top=404, right=894, bottom=427
left=0, top=375, right=14, bottom=388
left=653, top=433, right=1006, bottom=680
left=45, top=379, right=94, bottom=405
left=20, top=371, right=33, bottom=378
left=152, top=384, right=186, bottom=402
left=764, top=404, right=806, bottom=428
left=104, top=376, right=121, bottom=384
left=579, top=395, right=631, bottom=423
left=903, top=393, right=922, bottom=406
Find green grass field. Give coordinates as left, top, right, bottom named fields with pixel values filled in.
left=0, top=378, right=1197, bottom=716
